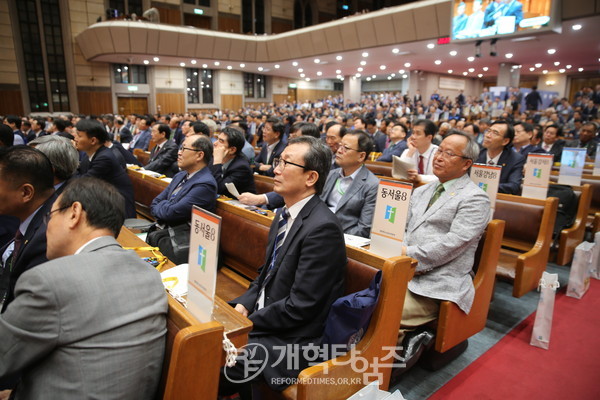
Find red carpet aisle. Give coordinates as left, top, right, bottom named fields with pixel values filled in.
left=429, top=279, right=600, bottom=400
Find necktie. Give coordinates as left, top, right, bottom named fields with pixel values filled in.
left=488, top=160, right=495, bottom=166
left=8, top=230, right=24, bottom=271
left=418, top=155, right=424, bottom=174
left=170, top=175, right=189, bottom=198
left=426, top=184, right=445, bottom=210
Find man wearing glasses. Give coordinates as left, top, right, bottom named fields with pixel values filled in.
left=475, top=120, right=525, bottom=194
left=397, top=131, right=490, bottom=349
left=148, top=134, right=217, bottom=264
left=222, top=136, right=346, bottom=398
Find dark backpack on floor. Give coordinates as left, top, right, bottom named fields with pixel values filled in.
left=547, top=184, right=578, bottom=240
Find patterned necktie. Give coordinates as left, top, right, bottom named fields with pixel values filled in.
left=418, top=155, right=425, bottom=174
left=8, top=230, right=24, bottom=271
left=267, top=209, right=289, bottom=273
left=426, top=184, right=445, bottom=210
left=488, top=160, right=495, bottom=166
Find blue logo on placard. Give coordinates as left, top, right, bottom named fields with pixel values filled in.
left=384, top=205, right=397, bottom=223
left=197, top=245, right=207, bottom=271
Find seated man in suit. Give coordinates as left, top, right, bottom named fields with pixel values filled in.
left=113, top=117, right=132, bottom=143
left=0, top=146, right=56, bottom=313
left=144, top=123, right=179, bottom=177
left=539, top=124, right=566, bottom=162
left=254, top=117, right=286, bottom=177
left=0, top=177, right=167, bottom=399
left=476, top=120, right=525, bottom=195
left=398, top=119, right=439, bottom=185
left=28, top=135, right=79, bottom=195
left=210, top=127, right=256, bottom=197
left=365, top=117, right=387, bottom=153
left=398, top=131, right=490, bottom=344
left=75, top=119, right=136, bottom=218
left=322, top=130, right=379, bottom=238
left=129, top=117, right=152, bottom=152
left=148, top=134, right=217, bottom=264
left=377, top=123, right=409, bottom=162
left=221, top=136, right=346, bottom=398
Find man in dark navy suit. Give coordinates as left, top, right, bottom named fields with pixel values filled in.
left=210, top=127, right=256, bottom=197
left=75, top=119, right=136, bottom=218
left=144, top=123, right=178, bottom=177
left=129, top=117, right=152, bottom=152
left=254, top=117, right=286, bottom=177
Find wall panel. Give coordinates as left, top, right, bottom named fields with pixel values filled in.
left=77, top=89, right=112, bottom=115
left=156, top=92, right=185, bottom=114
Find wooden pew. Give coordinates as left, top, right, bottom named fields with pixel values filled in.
left=254, top=174, right=275, bottom=195
left=133, top=148, right=151, bottom=166
left=555, top=184, right=592, bottom=265
left=365, top=161, right=393, bottom=177
left=127, top=168, right=168, bottom=219
left=494, top=194, right=558, bottom=297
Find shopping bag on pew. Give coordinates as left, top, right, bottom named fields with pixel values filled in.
left=567, top=242, right=594, bottom=299
left=530, top=272, right=560, bottom=350
left=591, top=232, right=600, bottom=280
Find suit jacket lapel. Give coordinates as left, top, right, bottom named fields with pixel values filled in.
left=336, top=165, right=366, bottom=211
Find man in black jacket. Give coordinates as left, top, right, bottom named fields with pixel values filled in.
left=210, top=127, right=256, bottom=197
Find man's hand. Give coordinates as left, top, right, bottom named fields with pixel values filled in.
left=0, top=390, right=12, bottom=400
left=406, top=137, right=417, bottom=156
left=238, top=193, right=267, bottom=206
left=212, top=145, right=229, bottom=165
left=406, top=169, right=422, bottom=183
left=258, top=164, right=271, bottom=172
left=234, top=304, right=249, bottom=317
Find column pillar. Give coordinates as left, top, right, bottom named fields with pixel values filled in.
left=343, top=75, right=361, bottom=103
left=496, top=62, right=520, bottom=88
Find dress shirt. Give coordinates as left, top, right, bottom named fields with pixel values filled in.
left=485, top=151, right=502, bottom=165
left=1, top=206, right=42, bottom=267
left=326, top=167, right=361, bottom=213
left=399, top=144, right=438, bottom=183
left=266, top=141, right=280, bottom=164
left=281, top=194, right=314, bottom=244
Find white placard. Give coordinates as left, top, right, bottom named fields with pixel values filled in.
left=439, top=77, right=466, bottom=91
left=187, top=206, right=221, bottom=322
left=470, top=164, right=501, bottom=212
left=522, top=153, right=554, bottom=199
left=370, top=180, right=412, bottom=258
left=594, top=144, right=600, bottom=176
left=558, top=148, right=587, bottom=186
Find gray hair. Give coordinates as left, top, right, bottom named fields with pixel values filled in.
left=288, top=136, right=332, bottom=195
left=445, top=130, right=480, bottom=162
left=29, top=135, right=79, bottom=181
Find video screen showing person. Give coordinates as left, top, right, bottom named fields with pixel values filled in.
left=451, top=0, right=554, bottom=41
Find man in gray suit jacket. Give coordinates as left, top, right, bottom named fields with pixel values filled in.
left=322, top=130, right=379, bottom=238
left=399, top=131, right=490, bottom=342
left=0, top=177, right=167, bottom=399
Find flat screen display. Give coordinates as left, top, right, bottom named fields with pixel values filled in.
left=450, top=0, right=559, bottom=41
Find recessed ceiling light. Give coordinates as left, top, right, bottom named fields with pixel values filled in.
left=547, top=49, right=556, bottom=54
left=355, top=73, right=361, bottom=77
left=505, top=53, right=513, bottom=59
left=392, top=48, right=400, bottom=54
left=292, top=61, right=298, bottom=66
left=314, top=58, right=320, bottom=63
left=427, top=43, right=435, bottom=49
left=336, top=69, right=341, bottom=74
left=529, top=67, right=535, bottom=71
left=362, top=52, right=369, bottom=57
left=153, top=57, right=159, bottom=62
left=202, top=64, right=208, bottom=68
left=390, top=73, right=395, bottom=77
left=566, top=64, right=572, bottom=69
left=227, top=65, right=233, bottom=70
left=336, top=55, right=343, bottom=61
left=143, top=60, right=149, bottom=64
left=360, top=60, right=367, bottom=66
left=448, top=69, right=453, bottom=73
left=434, top=60, right=442, bottom=65
left=214, top=61, right=220, bottom=66
left=534, top=63, right=542, bottom=68
left=402, top=74, right=408, bottom=79
left=578, top=67, right=584, bottom=72
left=191, top=60, right=197, bottom=65
left=257, top=66, right=263, bottom=71
left=482, top=67, right=489, bottom=71
left=298, top=68, right=303, bottom=72
left=478, top=74, right=483, bottom=78
left=542, top=70, right=548, bottom=74
left=336, top=75, right=342, bottom=79
left=357, top=67, right=364, bottom=72
left=367, top=77, right=372, bottom=81
left=449, top=50, right=458, bottom=56
left=274, top=64, right=279, bottom=69
left=239, top=63, right=245, bottom=68
left=305, top=78, right=310, bottom=81
left=559, top=69, right=565, bottom=73
left=379, top=65, right=386, bottom=70
left=554, top=61, right=560, bottom=66
left=180, top=62, right=185, bottom=67
left=467, top=56, right=475, bottom=62
left=404, top=62, right=411, bottom=68
left=463, top=72, right=468, bottom=76
left=468, top=68, right=475, bottom=72
left=387, top=76, right=392, bottom=80
left=572, top=24, right=582, bottom=30
left=317, top=71, right=322, bottom=76
left=399, top=69, right=405, bottom=74
left=300, top=73, right=305, bottom=77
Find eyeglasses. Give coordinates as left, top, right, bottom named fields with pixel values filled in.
left=434, top=148, right=470, bottom=160
left=338, top=144, right=362, bottom=154
left=486, top=129, right=504, bottom=137
left=179, top=145, right=202, bottom=152
left=43, top=205, right=71, bottom=225
left=273, top=158, right=308, bottom=171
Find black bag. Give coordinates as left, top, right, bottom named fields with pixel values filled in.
left=547, top=184, right=578, bottom=239
left=147, top=223, right=190, bottom=265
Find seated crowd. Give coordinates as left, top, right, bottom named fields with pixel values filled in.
left=0, top=85, right=598, bottom=398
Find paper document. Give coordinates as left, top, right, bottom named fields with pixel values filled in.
left=160, top=263, right=189, bottom=298
left=344, top=234, right=370, bottom=248
left=225, top=182, right=241, bottom=198
left=138, top=169, right=164, bottom=179
left=392, top=156, right=415, bottom=180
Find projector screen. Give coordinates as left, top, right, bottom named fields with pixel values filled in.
left=450, top=0, right=560, bottom=42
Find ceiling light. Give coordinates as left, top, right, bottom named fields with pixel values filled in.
left=463, top=72, right=468, bottom=76
left=559, top=69, right=565, bottom=73
left=529, top=67, right=535, bottom=71
left=578, top=67, right=584, bottom=72
left=336, top=55, right=343, bottom=61
left=478, top=74, right=483, bottom=78
left=468, top=68, right=475, bottom=72
left=300, top=73, right=305, bottom=77
left=534, top=63, right=542, bottom=68
left=355, top=73, right=361, bottom=77
left=202, top=64, right=208, bottom=68
left=554, top=61, right=560, bottom=66
left=435, top=60, right=442, bottom=65
left=380, top=65, right=386, bottom=70
left=143, top=60, right=149, bottom=65
left=336, top=75, right=342, bottom=79
left=572, top=24, right=582, bottom=31
left=298, top=68, right=304, bottom=72
left=214, top=61, right=220, bottom=66
left=292, top=61, right=298, bottom=66
left=482, top=67, right=489, bottom=71
left=179, top=62, right=185, bottom=67
left=505, top=53, right=513, bottom=59
left=542, top=70, right=548, bottom=74
left=153, top=57, right=159, bottom=62
left=427, top=43, right=435, bottom=49
left=227, top=65, right=232, bottom=70
left=566, top=64, right=572, bottom=69
left=448, top=69, right=453, bottom=73
left=399, top=69, right=405, bottom=74
left=547, top=49, right=556, bottom=54
left=467, top=56, right=475, bottom=62
left=336, top=69, right=341, bottom=74
left=449, top=50, right=457, bottom=56
left=404, top=62, right=411, bottom=68
left=390, top=73, right=395, bottom=77
left=392, top=48, right=400, bottom=54
left=360, top=60, right=367, bottom=66
left=191, top=60, right=197, bottom=65
left=402, top=74, right=408, bottom=79
left=387, top=76, right=392, bottom=80
left=362, top=52, right=369, bottom=57
left=358, top=67, right=363, bottom=72
left=274, top=64, right=279, bottom=69
left=257, top=66, right=263, bottom=71
left=372, top=74, right=376, bottom=78
left=317, top=71, right=322, bottom=76
left=305, top=78, right=310, bottom=81
left=367, top=77, right=372, bottom=81
left=314, top=58, right=320, bottom=63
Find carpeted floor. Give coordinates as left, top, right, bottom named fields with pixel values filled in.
left=391, top=263, right=574, bottom=399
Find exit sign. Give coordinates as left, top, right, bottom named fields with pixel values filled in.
left=437, top=37, right=451, bottom=45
